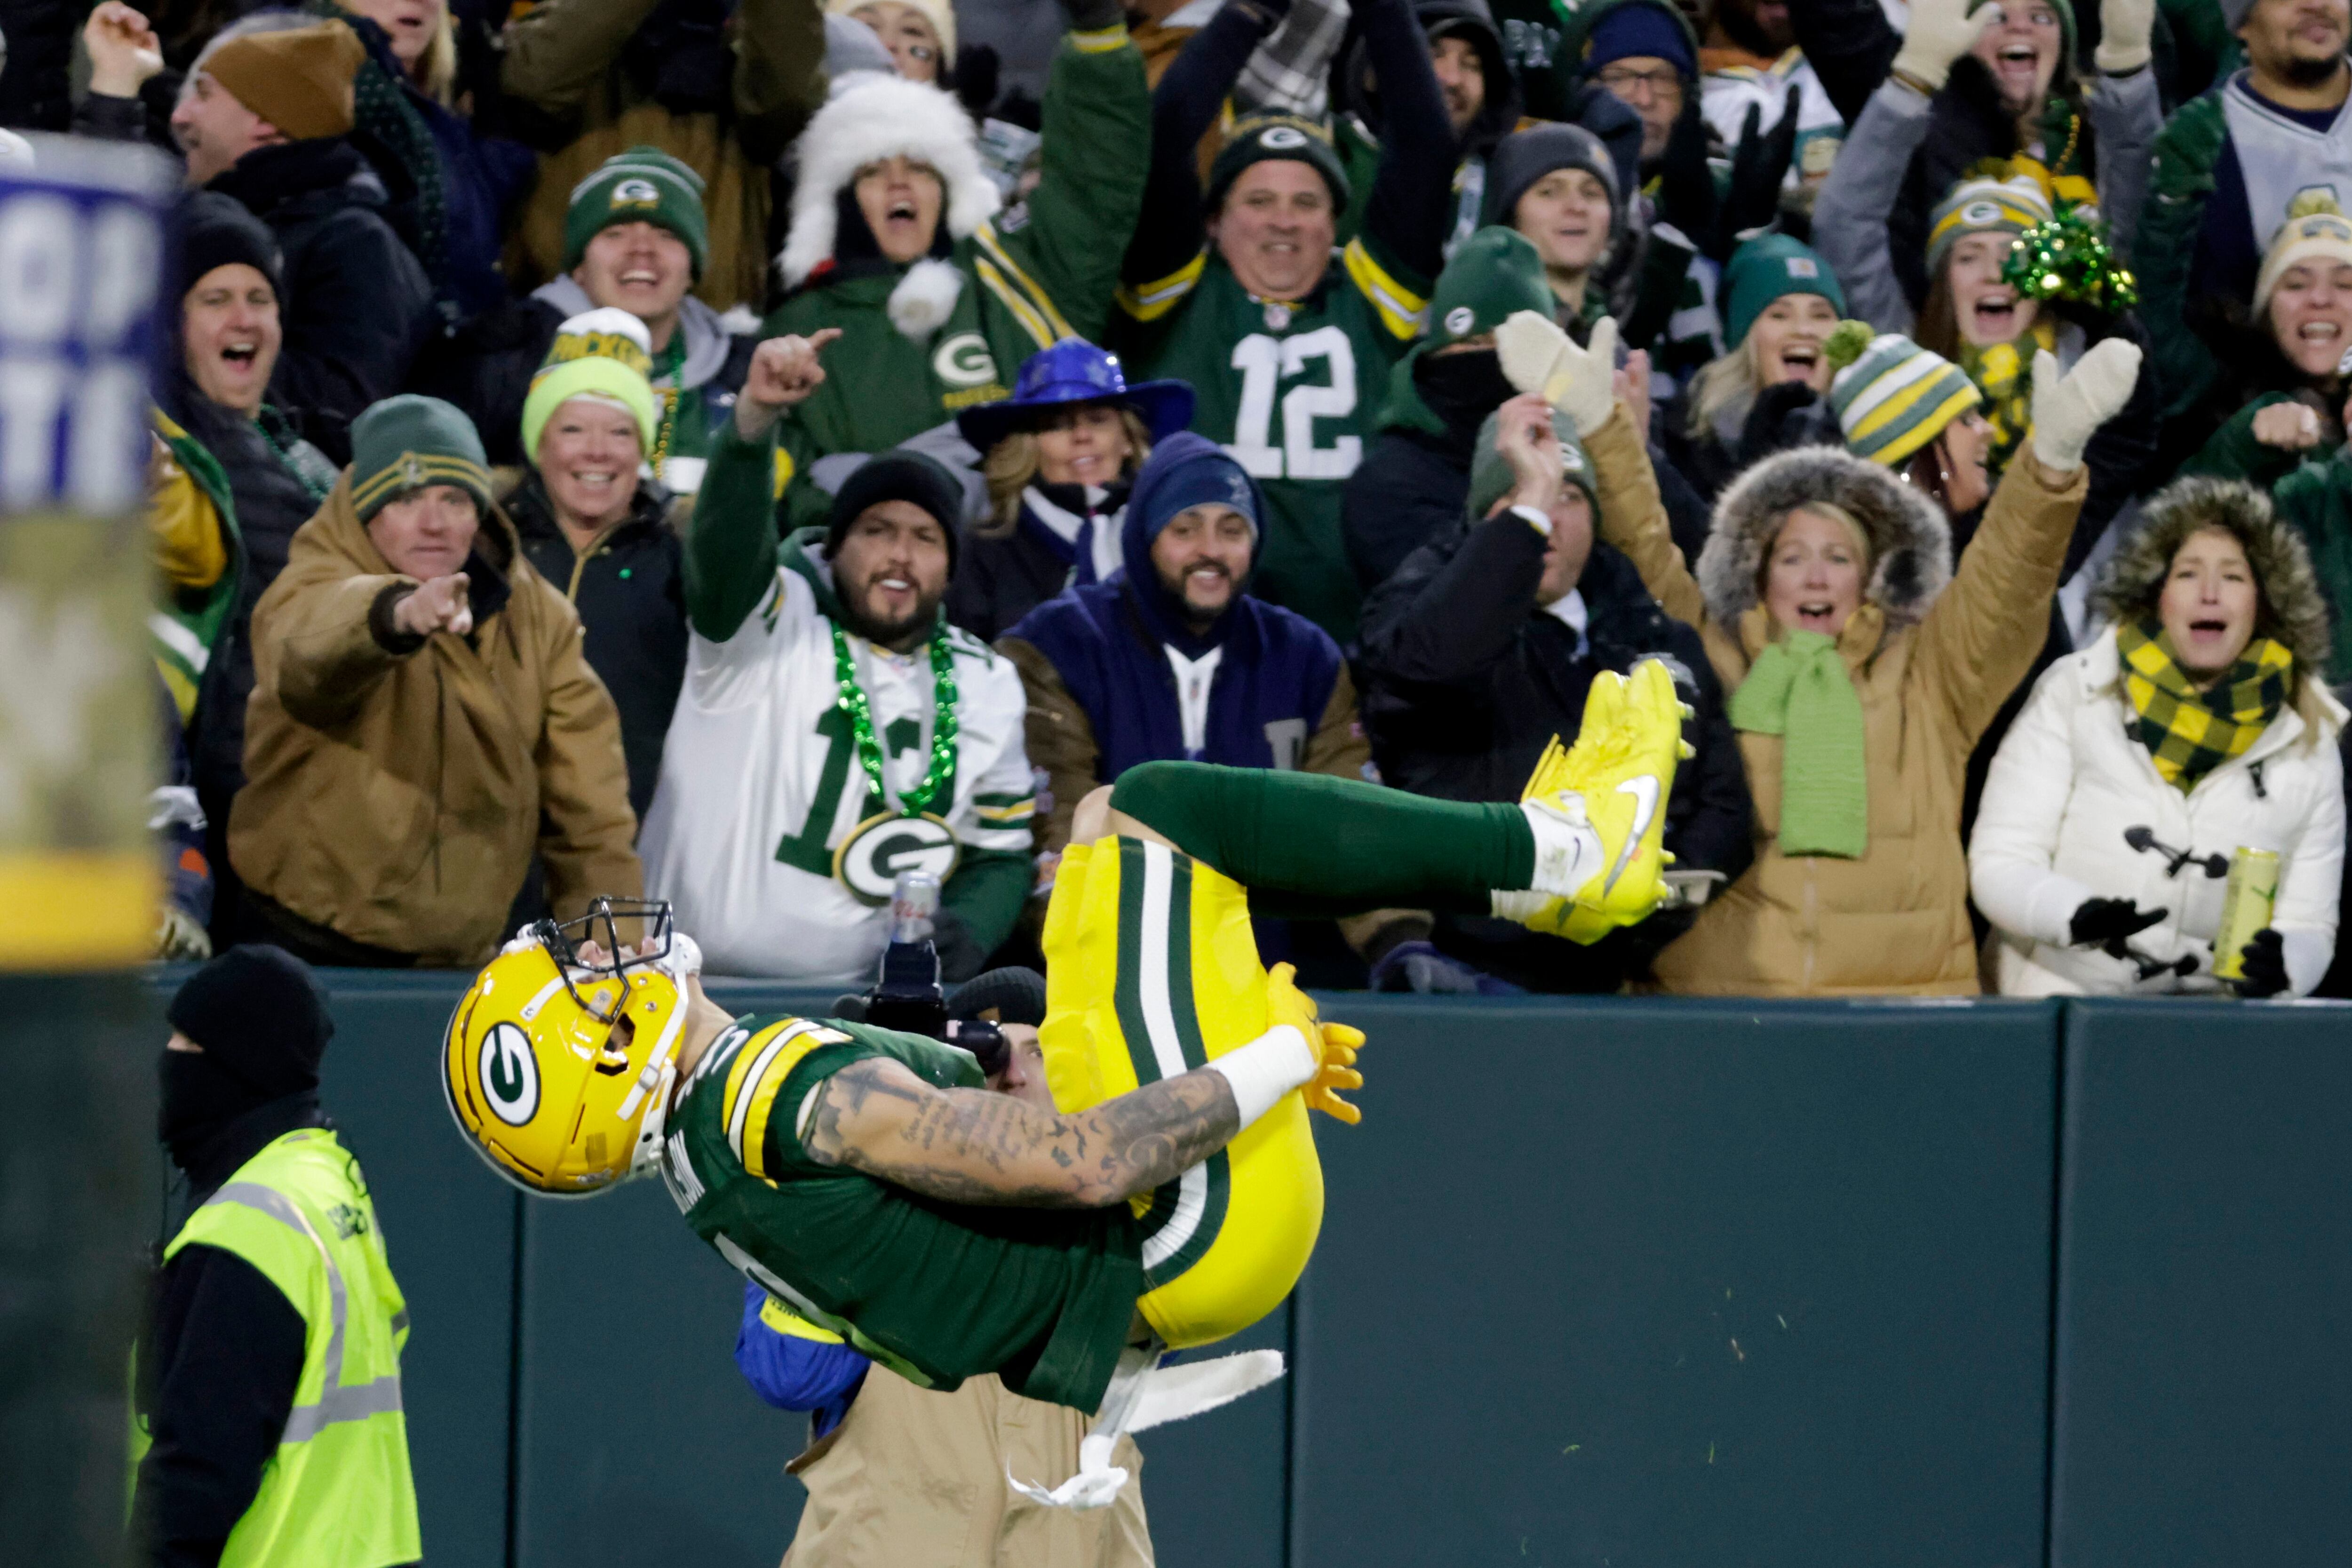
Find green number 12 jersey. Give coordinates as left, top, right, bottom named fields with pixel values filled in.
left=1113, top=235, right=1429, bottom=643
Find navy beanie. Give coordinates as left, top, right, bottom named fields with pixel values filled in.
left=1587, top=5, right=1696, bottom=78
left=1128, top=432, right=1262, bottom=550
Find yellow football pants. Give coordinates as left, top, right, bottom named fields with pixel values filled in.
left=1038, top=835, right=1324, bottom=1350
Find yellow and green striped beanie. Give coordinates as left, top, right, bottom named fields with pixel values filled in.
left=350, top=395, right=494, bottom=522
left=1824, top=320, right=1982, bottom=468
left=521, top=308, right=660, bottom=463
left=1925, top=174, right=2052, bottom=275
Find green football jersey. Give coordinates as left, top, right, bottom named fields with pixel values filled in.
left=1113, top=237, right=1430, bottom=642
left=662, top=1012, right=1145, bottom=1412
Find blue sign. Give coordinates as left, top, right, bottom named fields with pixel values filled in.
left=0, top=139, right=175, bottom=515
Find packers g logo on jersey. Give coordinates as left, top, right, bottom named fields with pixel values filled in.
left=932, top=333, right=999, bottom=388
left=834, top=812, right=961, bottom=906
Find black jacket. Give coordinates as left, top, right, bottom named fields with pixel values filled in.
left=207, top=139, right=434, bottom=448
left=135, top=1095, right=325, bottom=1568
left=950, top=522, right=1078, bottom=645
left=174, top=395, right=339, bottom=837
left=1346, top=404, right=1719, bottom=598
left=409, top=294, right=568, bottom=467
left=0, top=0, right=77, bottom=129
left=1357, top=519, right=1753, bottom=990
left=508, top=474, right=686, bottom=824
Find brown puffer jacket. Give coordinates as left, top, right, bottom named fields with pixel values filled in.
left=229, top=476, right=642, bottom=965
left=1585, top=406, right=2088, bottom=995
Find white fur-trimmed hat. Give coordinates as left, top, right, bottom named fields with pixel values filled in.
left=779, top=72, right=1001, bottom=290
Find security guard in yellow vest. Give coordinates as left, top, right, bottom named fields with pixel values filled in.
left=132, top=946, right=419, bottom=1568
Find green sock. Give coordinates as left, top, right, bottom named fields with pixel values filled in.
left=1106, top=763, right=1534, bottom=917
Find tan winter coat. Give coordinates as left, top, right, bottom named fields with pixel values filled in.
left=1585, top=405, right=2088, bottom=995
left=230, top=476, right=641, bottom=964
left=783, top=1364, right=1153, bottom=1568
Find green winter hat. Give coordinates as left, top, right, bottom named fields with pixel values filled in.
left=521, top=308, right=660, bottom=462
left=1205, top=115, right=1352, bottom=218
left=1721, top=234, right=1847, bottom=350
left=350, top=395, right=494, bottom=523
left=1430, top=227, right=1555, bottom=345
left=1822, top=319, right=1983, bottom=468
left=1468, top=406, right=1598, bottom=519
left=564, top=146, right=710, bottom=280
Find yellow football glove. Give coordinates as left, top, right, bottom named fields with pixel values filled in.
left=1264, top=962, right=1367, bottom=1124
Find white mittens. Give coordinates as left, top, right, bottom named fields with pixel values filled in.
left=1496, top=310, right=1619, bottom=437
left=2029, top=339, right=2144, bottom=473
left=2095, top=0, right=2155, bottom=73
left=1891, top=0, right=1996, bottom=91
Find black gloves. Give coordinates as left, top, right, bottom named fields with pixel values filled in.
left=1737, top=381, right=1836, bottom=463
left=1711, top=86, right=1801, bottom=261
left=2233, top=928, right=2290, bottom=998
left=2069, top=896, right=2168, bottom=947
left=1652, top=100, right=1718, bottom=254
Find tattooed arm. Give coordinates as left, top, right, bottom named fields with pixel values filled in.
left=800, top=1058, right=1242, bottom=1209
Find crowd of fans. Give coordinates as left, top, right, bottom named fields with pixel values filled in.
left=8, top=0, right=2348, bottom=997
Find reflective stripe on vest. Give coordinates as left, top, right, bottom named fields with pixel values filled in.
left=207, top=1181, right=406, bottom=1442
left=142, top=1131, right=421, bottom=1568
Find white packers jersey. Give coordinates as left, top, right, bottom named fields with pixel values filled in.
left=1702, top=52, right=1845, bottom=190
left=640, top=549, right=1035, bottom=984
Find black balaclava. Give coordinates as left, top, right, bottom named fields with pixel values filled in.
left=1414, top=348, right=1518, bottom=453
left=159, top=945, right=333, bottom=1174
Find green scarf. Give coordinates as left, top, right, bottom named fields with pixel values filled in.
left=1728, top=630, right=1869, bottom=858
left=2116, top=616, right=2293, bottom=792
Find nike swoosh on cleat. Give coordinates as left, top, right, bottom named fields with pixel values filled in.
left=1603, top=775, right=1661, bottom=894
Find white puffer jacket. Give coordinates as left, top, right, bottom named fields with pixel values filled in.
left=1970, top=629, right=2348, bottom=995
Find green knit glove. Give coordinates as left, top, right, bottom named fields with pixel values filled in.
left=1728, top=631, right=1869, bottom=859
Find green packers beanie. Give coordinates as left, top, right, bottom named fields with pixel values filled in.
left=1721, top=233, right=1846, bottom=349
left=1204, top=116, right=1352, bottom=218
left=521, top=308, right=660, bottom=463
left=564, top=146, right=711, bottom=280
left=1468, top=406, right=1598, bottom=518
left=350, top=395, right=495, bottom=523
left=1428, top=226, right=1555, bottom=344
left=1822, top=320, right=1982, bottom=468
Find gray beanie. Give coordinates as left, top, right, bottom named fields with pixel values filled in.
left=1467, top=407, right=1599, bottom=518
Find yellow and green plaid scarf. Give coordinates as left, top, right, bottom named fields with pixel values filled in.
left=2117, top=616, right=2294, bottom=792
left=1957, top=317, right=2058, bottom=478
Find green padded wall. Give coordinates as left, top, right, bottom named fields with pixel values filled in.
left=2049, top=998, right=2352, bottom=1568
left=1293, top=997, right=2065, bottom=1568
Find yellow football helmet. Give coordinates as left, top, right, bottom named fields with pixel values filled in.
left=442, top=898, right=699, bottom=1197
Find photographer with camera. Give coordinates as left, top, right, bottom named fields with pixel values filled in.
left=731, top=887, right=1153, bottom=1563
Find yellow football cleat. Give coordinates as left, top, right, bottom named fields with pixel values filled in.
left=1503, top=658, right=1692, bottom=941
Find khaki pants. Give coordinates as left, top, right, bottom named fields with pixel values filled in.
left=782, top=1366, right=1154, bottom=1568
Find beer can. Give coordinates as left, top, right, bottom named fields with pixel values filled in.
left=2212, top=847, right=2281, bottom=981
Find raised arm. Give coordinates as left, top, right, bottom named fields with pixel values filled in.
left=683, top=332, right=836, bottom=642
left=1353, top=0, right=1457, bottom=287
left=1911, top=344, right=2135, bottom=744
left=732, top=0, right=829, bottom=166
left=500, top=0, right=665, bottom=116
left=804, top=970, right=1362, bottom=1206
left=1808, top=80, right=1937, bottom=335
left=1122, top=0, right=1287, bottom=293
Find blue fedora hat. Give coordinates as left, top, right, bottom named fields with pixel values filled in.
left=954, top=337, right=1196, bottom=452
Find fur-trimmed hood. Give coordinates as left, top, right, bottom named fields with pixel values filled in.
left=1695, top=446, right=1952, bottom=632
left=779, top=72, right=1001, bottom=289
left=2090, top=476, right=2333, bottom=677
